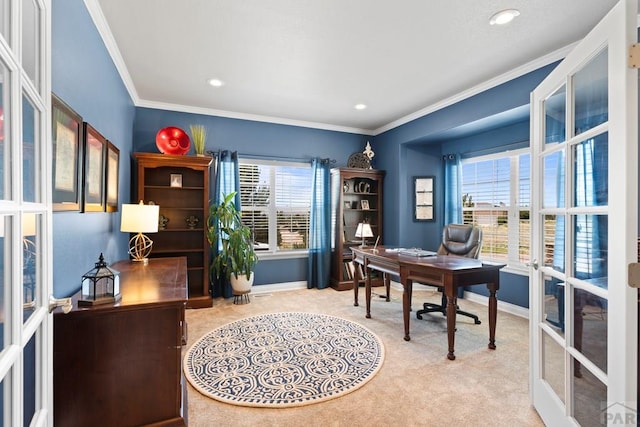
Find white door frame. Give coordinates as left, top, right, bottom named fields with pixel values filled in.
left=530, top=0, right=638, bottom=424
left=0, top=0, right=53, bottom=425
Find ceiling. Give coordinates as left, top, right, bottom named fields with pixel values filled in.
left=91, top=0, right=616, bottom=135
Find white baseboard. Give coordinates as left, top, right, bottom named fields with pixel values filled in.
left=463, top=291, right=530, bottom=319
left=252, top=280, right=530, bottom=320
left=389, top=280, right=530, bottom=320
left=252, top=281, right=307, bottom=294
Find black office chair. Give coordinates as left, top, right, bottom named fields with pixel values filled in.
left=416, top=223, right=482, bottom=324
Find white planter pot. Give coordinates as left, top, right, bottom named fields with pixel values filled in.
left=230, top=273, right=254, bottom=295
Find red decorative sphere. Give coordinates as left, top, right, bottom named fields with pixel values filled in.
left=155, top=126, right=191, bottom=155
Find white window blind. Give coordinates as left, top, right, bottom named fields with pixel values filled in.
left=461, top=149, right=530, bottom=267
left=239, top=160, right=311, bottom=254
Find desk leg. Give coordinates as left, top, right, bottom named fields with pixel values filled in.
left=365, top=262, right=372, bottom=318
left=446, top=290, right=457, bottom=360
left=488, top=283, right=498, bottom=350
left=353, top=261, right=360, bottom=307
left=403, top=278, right=412, bottom=341
left=384, top=274, right=390, bottom=302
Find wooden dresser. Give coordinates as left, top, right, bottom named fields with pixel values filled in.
left=53, top=257, right=188, bottom=427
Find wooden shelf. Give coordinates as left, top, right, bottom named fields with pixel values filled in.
left=134, top=152, right=213, bottom=308
left=330, top=167, right=385, bottom=291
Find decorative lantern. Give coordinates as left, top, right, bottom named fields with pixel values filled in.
left=79, top=253, right=121, bottom=306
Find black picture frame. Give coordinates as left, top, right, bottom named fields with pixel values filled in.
left=52, top=94, right=83, bottom=211
left=105, top=141, right=120, bottom=212
left=82, top=123, right=107, bottom=212
left=414, top=176, right=435, bottom=221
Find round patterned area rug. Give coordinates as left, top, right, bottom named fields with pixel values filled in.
left=183, top=312, right=385, bottom=408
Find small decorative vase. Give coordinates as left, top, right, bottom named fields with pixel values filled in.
left=158, top=214, right=169, bottom=230
left=185, top=215, right=199, bottom=229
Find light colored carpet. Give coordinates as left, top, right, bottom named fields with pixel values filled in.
left=184, top=286, right=544, bottom=427
left=183, top=312, right=384, bottom=407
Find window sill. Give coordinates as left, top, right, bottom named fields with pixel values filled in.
left=499, top=265, right=529, bottom=276
left=257, top=250, right=309, bottom=261
left=479, top=259, right=529, bottom=276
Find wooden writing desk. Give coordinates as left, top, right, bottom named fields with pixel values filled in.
left=351, top=246, right=505, bottom=360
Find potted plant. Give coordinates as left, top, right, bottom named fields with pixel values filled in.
left=189, top=124, right=207, bottom=156
left=206, top=192, right=258, bottom=296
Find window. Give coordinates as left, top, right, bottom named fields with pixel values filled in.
left=238, top=159, right=312, bottom=255
left=461, top=149, right=530, bottom=268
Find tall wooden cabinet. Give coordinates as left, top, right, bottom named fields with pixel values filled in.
left=134, top=153, right=213, bottom=308
left=330, top=168, right=385, bottom=290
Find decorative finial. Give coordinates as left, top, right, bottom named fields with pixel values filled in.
left=363, top=141, right=375, bottom=169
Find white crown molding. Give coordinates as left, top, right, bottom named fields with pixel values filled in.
left=82, top=0, right=576, bottom=138
left=373, top=42, right=577, bottom=136
left=83, top=0, right=140, bottom=104
left=137, top=99, right=375, bottom=136
left=84, top=0, right=373, bottom=135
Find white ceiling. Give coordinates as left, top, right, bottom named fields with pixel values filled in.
left=90, top=0, right=616, bottom=135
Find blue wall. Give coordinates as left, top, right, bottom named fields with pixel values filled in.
left=132, top=107, right=369, bottom=285
left=52, top=0, right=134, bottom=297
left=372, top=64, right=560, bottom=308
left=52, top=0, right=561, bottom=307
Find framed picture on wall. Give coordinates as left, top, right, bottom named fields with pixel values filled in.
left=52, top=94, right=83, bottom=211
left=414, top=176, right=435, bottom=221
left=105, top=141, right=120, bottom=212
left=82, top=123, right=107, bottom=212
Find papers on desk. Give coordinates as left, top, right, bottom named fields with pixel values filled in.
left=387, top=248, right=437, bottom=257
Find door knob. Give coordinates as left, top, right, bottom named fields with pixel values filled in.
left=49, top=295, right=72, bottom=314
left=527, top=260, right=539, bottom=270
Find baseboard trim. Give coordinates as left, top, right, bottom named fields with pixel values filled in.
left=389, top=281, right=530, bottom=319
left=252, top=281, right=308, bottom=294
left=252, top=281, right=530, bottom=320
left=463, top=291, right=530, bottom=319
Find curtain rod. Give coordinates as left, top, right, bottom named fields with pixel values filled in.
left=206, top=150, right=335, bottom=165
left=445, top=140, right=529, bottom=160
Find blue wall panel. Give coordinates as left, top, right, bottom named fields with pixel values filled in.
left=52, top=0, right=134, bottom=297
left=50, top=1, right=563, bottom=306
left=373, top=65, right=559, bottom=308
left=132, top=108, right=369, bottom=285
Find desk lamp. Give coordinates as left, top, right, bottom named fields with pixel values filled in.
left=120, top=201, right=159, bottom=264
left=355, top=222, right=374, bottom=248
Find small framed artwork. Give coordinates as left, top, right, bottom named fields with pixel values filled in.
left=344, top=201, right=351, bottom=209
left=82, top=123, right=107, bottom=212
left=170, top=174, right=183, bottom=188
left=360, top=199, right=370, bottom=210
left=414, top=176, right=435, bottom=221
left=105, top=141, right=120, bottom=212
left=52, top=94, right=83, bottom=211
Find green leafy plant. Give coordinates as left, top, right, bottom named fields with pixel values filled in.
left=206, top=192, right=258, bottom=281
left=189, top=124, right=207, bottom=155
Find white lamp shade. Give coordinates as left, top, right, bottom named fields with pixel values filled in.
left=23, top=213, right=37, bottom=237
left=120, top=202, right=160, bottom=233
left=355, top=222, right=374, bottom=238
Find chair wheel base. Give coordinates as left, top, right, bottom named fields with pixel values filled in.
left=415, top=297, right=480, bottom=325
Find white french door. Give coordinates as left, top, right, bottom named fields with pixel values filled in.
left=530, top=0, right=638, bottom=425
left=0, top=1, right=54, bottom=426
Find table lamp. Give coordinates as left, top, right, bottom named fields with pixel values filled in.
left=120, top=201, right=159, bottom=264
left=355, top=222, right=374, bottom=248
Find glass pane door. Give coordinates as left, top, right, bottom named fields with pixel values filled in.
left=530, top=1, right=638, bottom=425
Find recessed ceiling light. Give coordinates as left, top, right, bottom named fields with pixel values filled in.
left=489, top=9, right=520, bottom=25
left=354, top=104, right=367, bottom=110
left=207, top=78, right=224, bottom=87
